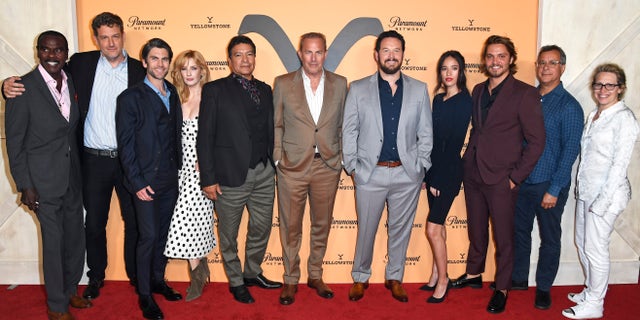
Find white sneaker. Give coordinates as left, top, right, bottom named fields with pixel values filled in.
left=562, top=302, right=603, bottom=319
left=567, top=289, right=586, bottom=304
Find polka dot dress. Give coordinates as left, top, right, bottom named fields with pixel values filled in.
left=164, top=117, right=216, bottom=259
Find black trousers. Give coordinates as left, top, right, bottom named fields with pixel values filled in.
left=83, top=151, right=138, bottom=281
left=133, top=177, right=178, bottom=296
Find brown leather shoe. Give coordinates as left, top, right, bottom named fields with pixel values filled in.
left=279, top=284, right=298, bottom=305
left=384, top=280, right=408, bottom=302
left=307, top=278, right=334, bottom=299
left=47, top=309, right=75, bottom=320
left=69, top=295, right=93, bottom=308
left=348, top=282, right=369, bottom=301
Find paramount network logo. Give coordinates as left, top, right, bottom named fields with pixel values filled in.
left=445, top=215, right=467, bottom=229
left=388, top=16, right=428, bottom=31
left=190, top=16, right=231, bottom=29
left=323, top=253, right=354, bottom=265
left=238, top=15, right=383, bottom=72
left=331, top=217, right=357, bottom=230
left=127, top=16, right=166, bottom=30
left=206, top=60, right=228, bottom=72
left=466, top=62, right=484, bottom=74
left=448, top=252, right=467, bottom=264
left=383, top=254, right=421, bottom=266
left=263, top=252, right=283, bottom=266
left=451, top=19, right=491, bottom=32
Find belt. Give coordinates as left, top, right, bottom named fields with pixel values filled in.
left=85, top=147, right=118, bottom=158
left=377, top=160, right=402, bottom=168
left=314, top=153, right=322, bottom=158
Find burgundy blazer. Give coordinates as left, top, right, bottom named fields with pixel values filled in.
left=463, top=75, right=545, bottom=185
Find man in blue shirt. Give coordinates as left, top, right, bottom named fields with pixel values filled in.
left=512, top=45, right=584, bottom=310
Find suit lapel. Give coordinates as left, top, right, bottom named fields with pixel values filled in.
left=67, top=72, right=79, bottom=127
left=317, top=71, right=334, bottom=127
left=292, top=70, right=316, bottom=126
left=370, top=74, right=384, bottom=137
left=32, top=69, right=70, bottom=125
left=484, top=76, right=515, bottom=126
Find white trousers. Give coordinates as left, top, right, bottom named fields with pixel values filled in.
left=574, top=198, right=624, bottom=308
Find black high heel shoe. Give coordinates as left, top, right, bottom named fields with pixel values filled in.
left=426, top=279, right=451, bottom=303
left=419, top=282, right=436, bottom=291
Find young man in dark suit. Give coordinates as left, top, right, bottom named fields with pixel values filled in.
left=197, top=35, right=282, bottom=304
left=450, top=35, right=546, bottom=314
left=5, top=30, right=92, bottom=320
left=116, top=38, right=182, bottom=320
left=3, top=12, right=146, bottom=299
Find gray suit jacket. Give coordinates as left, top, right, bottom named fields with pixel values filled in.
left=342, top=72, right=433, bottom=185
left=5, top=67, right=81, bottom=198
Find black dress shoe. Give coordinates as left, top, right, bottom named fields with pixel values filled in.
left=230, top=285, right=255, bottom=304
left=139, top=295, right=164, bottom=320
left=489, top=280, right=528, bottom=290
left=243, top=273, right=282, bottom=289
left=451, top=274, right=482, bottom=289
left=534, top=289, right=551, bottom=309
left=152, top=281, right=182, bottom=301
left=82, top=279, right=104, bottom=299
left=487, top=290, right=507, bottom=314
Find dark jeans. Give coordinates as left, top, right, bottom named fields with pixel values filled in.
left=83, top=151, right=138, bottom=281
left=513, top=181, right=569, bottom=291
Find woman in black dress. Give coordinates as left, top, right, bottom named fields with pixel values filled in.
left=420, top=50, right=472, bottom=303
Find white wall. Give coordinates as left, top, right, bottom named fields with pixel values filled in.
left=0, top=0, right=638, bottom=285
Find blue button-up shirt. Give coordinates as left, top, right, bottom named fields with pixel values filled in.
left=144, top=77, right=171, bottom=113
left=525, top=82, right=584, bottom=196
left=378, top=73, right=403, bottom=162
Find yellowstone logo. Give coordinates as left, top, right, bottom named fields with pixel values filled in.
left=323, top=253, right=354, bottom=265
left=207, top=252, right=223, bottom=264
left=338, top=178, right=354, bottom=191
left=212, top=217, right=219, bottom=228
left=448, top=252, right=467, bottom=264
left=383, top=254, right=421, bottom=266
left=238, top=15, right=383, bottom=72
left=445, top=215, right=467, bottom=229
left=272, top=215, right=281, bottom=228
left=451, top=18, right=491, bottom=32
left=263, top=252, right=284, bottom=266
left=190, top=16, right=231, bottom=29
left=384, top=222, right=423, bottom=229
left=401, top=58, right=427, bottom=72
left=388, top=16, right=427, bottom=32
left=127, top=16, right=166, bottom=31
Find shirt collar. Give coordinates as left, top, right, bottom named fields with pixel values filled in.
left=144, top=76, right=168, bottom=95
left=301, top=68, right=325, bottom=82
left=99, top=50, right=129, bottom=70
left=37, top=64, right=67, bottom=85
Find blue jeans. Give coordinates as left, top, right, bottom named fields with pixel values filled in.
left=513, top=181, right=569, bottom=291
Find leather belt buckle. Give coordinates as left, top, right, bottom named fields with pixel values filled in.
left=376, top=160, right=402, bottom=168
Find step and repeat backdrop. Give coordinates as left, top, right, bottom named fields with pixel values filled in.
left=76, top=0, right=538, bottom=283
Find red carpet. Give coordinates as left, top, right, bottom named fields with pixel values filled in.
left=1, top=281, right=637, bottom=319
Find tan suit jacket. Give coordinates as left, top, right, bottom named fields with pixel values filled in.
left=273, top=69, right=347, bottom=177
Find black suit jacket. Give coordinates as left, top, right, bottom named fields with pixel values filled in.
left=115, top=80, right=182, bottom=194
left=5, top=67, right=81, bottom=198
left=66, top=50, right=146, bottom=147
left=197, top=74, right=274, bottom=188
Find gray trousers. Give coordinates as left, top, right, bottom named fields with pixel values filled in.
left=215, top=162, right=275, bottom=287
left=351, top=165, right=421, bottom=282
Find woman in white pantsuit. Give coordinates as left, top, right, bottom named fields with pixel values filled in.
left=563, top=63, right=639, bottom=319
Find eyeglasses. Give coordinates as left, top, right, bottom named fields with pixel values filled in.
left=535, top=60, right=563, bottom=67
left=591, top=83, right=620, bottom=91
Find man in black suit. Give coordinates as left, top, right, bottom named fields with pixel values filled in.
left=5, top=30, right=92, bottom=320
left=2, top=12, right=145, bottom=299
left=116, top=38, right=182, bottom=320
left=197, top=35, right=282, bottom=304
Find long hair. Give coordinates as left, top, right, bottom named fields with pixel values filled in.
left=171, top=50, right=210, bottom=102
left=434, top=50, right=468, bottom=96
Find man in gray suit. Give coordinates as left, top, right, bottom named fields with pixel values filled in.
left=342, top=30, right=433, bottom=303
left=5, top=30, right=91, bottom=320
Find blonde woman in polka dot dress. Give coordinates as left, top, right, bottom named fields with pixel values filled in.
left=164, top=50, right=216, bottom=301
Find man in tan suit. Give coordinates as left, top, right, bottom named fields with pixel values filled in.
left=273, top=32, right=348, bottom=306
